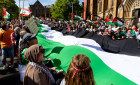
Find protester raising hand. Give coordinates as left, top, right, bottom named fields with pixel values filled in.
left=0, top=23, right=15, bottom=69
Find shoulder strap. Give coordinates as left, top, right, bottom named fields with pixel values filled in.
left=0, top=31, right=5, bottom=41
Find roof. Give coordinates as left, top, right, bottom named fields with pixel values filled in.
left=32, top=0, right=44, bottom=7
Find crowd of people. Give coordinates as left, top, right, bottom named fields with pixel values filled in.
left=0, top=18, right=140, bottom=85
left=50, top=21, right=140, bottom=49
left=0, top=20, right=96, bottom=85
left=51, top=21, right=140, bottom=40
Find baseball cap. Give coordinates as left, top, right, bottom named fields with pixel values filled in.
left=20, top=33, right=37, bottom=45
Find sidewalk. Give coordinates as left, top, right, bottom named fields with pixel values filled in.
left=0, top=56, right=18, bottom=66
left=0, top=56, right=20, bottom=85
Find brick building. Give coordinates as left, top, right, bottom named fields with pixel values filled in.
left=29, top=0, right=51, bottom=18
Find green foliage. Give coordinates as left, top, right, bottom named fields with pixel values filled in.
left=50, top=0, right=83, bottom=20
left=0, top=0, right=19, bottom=19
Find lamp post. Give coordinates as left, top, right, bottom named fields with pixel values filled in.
left=19, top=0, right=20, bottom=24
left=45, top=6, right=46, bottom=19
left=19, top=0, right=25, bottom=29
left=72, top=2, right=73, bottom=20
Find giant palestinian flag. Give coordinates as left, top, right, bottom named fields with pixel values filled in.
left=3, top=8, right=10, bottom=19
left=19, top=24, right=140, bottom=85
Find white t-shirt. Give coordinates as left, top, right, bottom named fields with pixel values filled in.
left=112, top=27, right=119, bottom=32
left=60, top=78, right=65, bottom=85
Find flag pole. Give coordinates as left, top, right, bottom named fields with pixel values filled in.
left=72, top=2, right=73, bottom=18
left=22, top=0, right=25, bottom=29
left=19, top=0, right=20, bottom=24
left=72, top=2, right=73, bottom=23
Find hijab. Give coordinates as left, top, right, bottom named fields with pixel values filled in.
left=24, top=44, right=41, bottom=63
left=23, top=44, right=54, bottom=85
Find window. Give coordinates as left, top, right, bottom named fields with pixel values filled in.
left=108, top=0, right=110, bottom=8
left=36, top=6, right=38, bottom=9
left=104, top=0, right=108, bottom=10
left=99, top=1, right=102, bottom=12
left=112, top=0, right=114, bottom=6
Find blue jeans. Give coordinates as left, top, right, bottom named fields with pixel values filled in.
left=1, top=46, right=14, bottom=58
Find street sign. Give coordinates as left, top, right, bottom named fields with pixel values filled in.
left=25, top=17, right=38, bottom=33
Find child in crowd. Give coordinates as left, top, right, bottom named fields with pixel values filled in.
left=115, top=28, right=124, bottom=39
left=121, top=27, right=127, bottom=35
left=86, top=25, right=91, bottom=31
left=103, top=28, right=108, bottom=36
left=60, top=54, right=95, bottom=85
left=126, top=29, right=135, bottom=39
left=112, top=24, right=119, bottom=32
left=97, top=29, right=103, bottom=36
left=108, top=29, right=115, bottom=40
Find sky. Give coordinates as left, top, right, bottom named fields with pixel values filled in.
left=15, top=0, right=84, bottom=9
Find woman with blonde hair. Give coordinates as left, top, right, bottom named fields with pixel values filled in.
left=60, top=54, right=95, bottom=85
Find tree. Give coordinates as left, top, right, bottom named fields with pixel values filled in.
left=50, top=0, right=83, bottom=20
left=0, top=0, right=19, bottom=19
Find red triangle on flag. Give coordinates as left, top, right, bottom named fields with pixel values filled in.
left=93, top=15, right=95, bottom=19
left=94, top=21, right=99, bottom=24
left=72, top=20, right=74, bottom=24
left=3, top=8, right=7, bottom=17
left=99, top=18, right=102, bottom=21
left=105, top=17, right=110, bottom=23
left=112, top=17, right=117, bottom=23
left=72, top=13, right=75, bottom=19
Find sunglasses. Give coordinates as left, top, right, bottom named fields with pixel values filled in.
left=40, top=49, right=46, bottom=54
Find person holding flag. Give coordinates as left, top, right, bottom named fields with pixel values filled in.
left=105, top=17, right=112, bottom=25
left=20, top=8, right=32, bottom=17
left=112, top=17, right=124, bottom=27
left=3, top=8, right=10, bottom=20
left=0, top=23, right=15, bottom=69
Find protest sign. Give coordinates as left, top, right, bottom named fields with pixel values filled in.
left=25, top=17, right=38, bottom=33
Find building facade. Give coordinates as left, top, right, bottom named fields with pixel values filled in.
left=97, top=0, right=122, bottom=20
left=84, top=0, right=97, bottom=20
left=84, top=0, right=140, bottom=25
left=117, top=0, right=140, bottom=25
left=29, top=0, right=51, bottom=18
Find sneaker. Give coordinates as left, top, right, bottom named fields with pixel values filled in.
left=3, top=65, right=7, bottom=69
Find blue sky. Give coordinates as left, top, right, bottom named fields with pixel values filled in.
left=15, top=0, right=84, bottom=9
